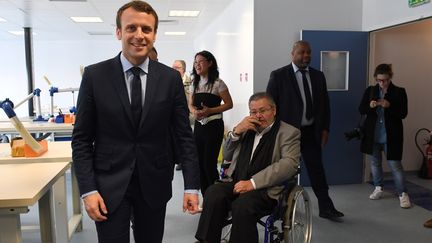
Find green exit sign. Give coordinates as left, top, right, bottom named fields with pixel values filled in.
left=409, top=0, right=430, bottom=7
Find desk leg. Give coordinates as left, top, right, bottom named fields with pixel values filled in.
left=53, top=174, right=69, bottom=242
left=0, top=208, right=27, bottom=243
left=71, top=166, right=83, bottom=232
left=39, top=189, right=54, bottom=243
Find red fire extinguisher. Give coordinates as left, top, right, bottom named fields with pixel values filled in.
left=416, top=128, right=432, bottom=179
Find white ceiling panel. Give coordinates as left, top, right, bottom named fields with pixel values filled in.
left=0, top=0, right=231, bottom=41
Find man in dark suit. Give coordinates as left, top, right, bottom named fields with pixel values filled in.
left=266, top=40, right=344, bottom=220
left=72, top=1, right=200, bottom=242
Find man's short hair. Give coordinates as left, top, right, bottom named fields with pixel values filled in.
left=175, top=60, right=186, bottom=71
left=116, top=1, right=159, bottom=31
left=249, top=92, right=276, bottom=108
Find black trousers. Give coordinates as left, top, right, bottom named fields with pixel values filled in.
left=95, top=170, right=167, bottom=243
left=195, top=182, right=277, bottom=243
left=194, top=119, right=224, bottom=195
left=300, top=125, right=335, bottom=212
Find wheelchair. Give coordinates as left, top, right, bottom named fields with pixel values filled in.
left=219, top=164, right=312, bottom=243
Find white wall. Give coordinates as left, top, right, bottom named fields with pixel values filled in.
left=193, top=0, right=254, bottom=130
left=0, top=41, right=28, bottom=118
left=362, top=0, right=432, bottom=31
left=0, top=37, right=194, bottom=120
left=254, top=0, right=363, bottom=93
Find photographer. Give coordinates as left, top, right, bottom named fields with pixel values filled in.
left=359, top=63, right=411, bottom=209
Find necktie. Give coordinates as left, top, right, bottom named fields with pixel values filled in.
left=130, top=67, right=142, bottom=125
left=299, top=69, right=313, bottom=120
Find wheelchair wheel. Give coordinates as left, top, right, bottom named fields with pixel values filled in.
left=283, top=186, right=312, bottom=243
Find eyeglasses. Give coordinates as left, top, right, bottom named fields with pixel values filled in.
left=194, top=59, right=207, bottom=66
left=376, top=78, right=390, bottom=83
left=249, top=107, right=273, bottom=116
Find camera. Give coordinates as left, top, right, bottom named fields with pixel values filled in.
left=344, top=127, right=363, bottom=141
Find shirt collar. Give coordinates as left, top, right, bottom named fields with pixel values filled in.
left=256, top=121, right=275, bottom=136
left=292, top=62, right=309, bottom=73
left=120, top=53, right=149, bottom=74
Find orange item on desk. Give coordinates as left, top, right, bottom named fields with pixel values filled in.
left=11, top=138, right=48, bottom=157
left=64, top=114, right=75, bottom=123
left=24, top=139, right=48, bottom=157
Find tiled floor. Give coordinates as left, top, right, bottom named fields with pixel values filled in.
left=19, top=170, right=432, bottom=243
left=378, top=179, right=432, bottom=211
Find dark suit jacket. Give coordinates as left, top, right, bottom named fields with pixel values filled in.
left=72, top=54, right=199, bottom=211
left=359, top=82, right=407, bottom=160
left=267, top=64, right=330, bottom=142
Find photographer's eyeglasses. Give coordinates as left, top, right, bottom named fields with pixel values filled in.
left=249, top=107, right=273, bottom=116
left=376, top=78, right=390, bottom=83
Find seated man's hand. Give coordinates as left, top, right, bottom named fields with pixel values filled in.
left=183, top=193, right=200, bottom=214
left=83, top=192, right=108, bottom=222
left=234, top=116, right=261, bottom=135
left=233, top=180, right=254, bottom=194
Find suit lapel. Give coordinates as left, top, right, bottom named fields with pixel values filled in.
left=287, top=64, right=303, bottom=102
left=139, top=60, right=159, bottom=128
left=111, top=55, right=134, bottom=126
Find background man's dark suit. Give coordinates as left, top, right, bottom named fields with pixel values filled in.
left=267, top=63, right=340, bottom=216
left=72, top=54, right=199, bottom=239
left=267, top=64, right=330, bottom=138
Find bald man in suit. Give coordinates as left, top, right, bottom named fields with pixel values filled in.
left=267, top=40, right=344, bottom=220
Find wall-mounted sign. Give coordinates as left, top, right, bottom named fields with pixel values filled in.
left=409, top=0, right=430, bottom=7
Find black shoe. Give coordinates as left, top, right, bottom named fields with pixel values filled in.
left=175, top=164, right=182, bottom=171
left=319, top=208, right=344, bottom=220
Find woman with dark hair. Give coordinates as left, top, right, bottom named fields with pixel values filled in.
left=359, top=63, right=411, bottom=208
left=189, top=50, right=233, bottom=196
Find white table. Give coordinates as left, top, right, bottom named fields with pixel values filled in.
left=0, top=121, right=73, bottom=134
left=0, top=162, right=70, bottom=243
left=0, top=141, right=83, bottom=241
left=0, top=141, right=72, bottom=164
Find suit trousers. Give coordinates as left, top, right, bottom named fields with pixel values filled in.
left=95, top=169, right=167, bottom=243
left=195, top=182, right=276, bottom=243
left=300, top=125, right=335, bottom=212
left=194, top=119, right=224, bottom=195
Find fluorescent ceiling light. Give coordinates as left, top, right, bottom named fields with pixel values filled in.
left=169, top=10, right=200, bottom=17
left=165, top=31, right=186, bottom=36
left=8, top=31, right=37, bottom=36
left=70, top=16, right=103, bottom=23
left=0, top=17, right=6, bottom=22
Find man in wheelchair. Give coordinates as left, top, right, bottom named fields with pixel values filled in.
left=195, top=92, right=301, bottom=243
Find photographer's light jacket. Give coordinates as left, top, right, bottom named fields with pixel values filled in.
left=359, top=82, right=408, bottom=160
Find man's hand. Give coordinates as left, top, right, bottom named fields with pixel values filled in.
left=233, top=116, right=261, bottom=135
left=233, top=180, right=254, bottom=194
left=183, top=193, right=200, bottom=214
left=321, top=130, right=329, bottom=148
left=83, top=192, right=108, bottom=222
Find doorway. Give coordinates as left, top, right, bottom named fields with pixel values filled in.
left=367, top=17, right=432, bottom=180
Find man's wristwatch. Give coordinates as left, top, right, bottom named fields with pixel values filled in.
left=231, top=127, right=241, bottom=137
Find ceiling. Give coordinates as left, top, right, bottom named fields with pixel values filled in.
left=0, top=0, right=231, bottom=42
